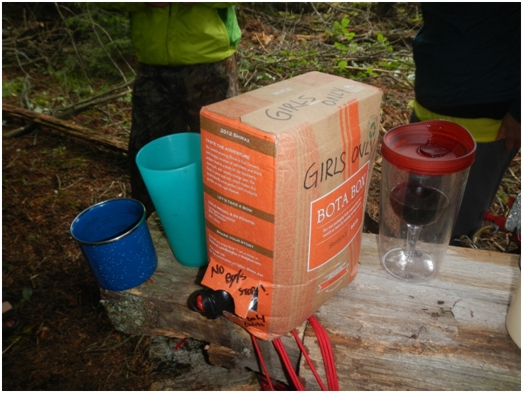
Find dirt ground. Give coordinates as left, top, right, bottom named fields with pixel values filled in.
left=2, top=4, right=520, bottom=391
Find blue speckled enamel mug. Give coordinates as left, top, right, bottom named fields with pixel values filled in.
left=70, top=198, right=158, bottom=291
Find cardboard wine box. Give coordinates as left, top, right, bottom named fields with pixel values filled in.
left=199, top=71, right=382, bottom=340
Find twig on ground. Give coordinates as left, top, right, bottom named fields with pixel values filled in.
left=85, top=335, right=133, bottom=352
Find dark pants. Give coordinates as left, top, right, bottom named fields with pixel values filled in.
left=410, top=112, right=518, bottom=239
left=128, top=55, right=239, bottom=215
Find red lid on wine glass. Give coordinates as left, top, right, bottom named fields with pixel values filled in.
left=381, top=120, right=476, bottom=176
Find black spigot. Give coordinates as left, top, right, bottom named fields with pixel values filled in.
left=188, top=289, right=234, bottom=319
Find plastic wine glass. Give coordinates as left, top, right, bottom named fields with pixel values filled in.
left=383, top=180, right=450, bottom=281
left=379, top=120, right=476, bottom=282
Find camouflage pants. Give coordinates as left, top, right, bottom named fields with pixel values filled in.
left=128, top=55, right=239, bottom=215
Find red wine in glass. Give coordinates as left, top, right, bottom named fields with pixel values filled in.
left=389, top=182, right=449, bottom=226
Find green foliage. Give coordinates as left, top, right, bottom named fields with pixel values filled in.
left=331, top=17, right=356, bottom=41
left=13, top=287, right=34, bottom=311
left=50, top=67, right=95, bottom=99
left=60, top=3, right=134, bottom=79
left=22, top=287, right=33, bottom=302
left=52, top=145, right=67, bottom=155
left=4, top=3, right=420, bottom=102
left=118, top=92, right=133, bottom=104
left=0, top=3, right=136, bottom=107
left=496, top=189, right=509, bottom=204
left=375, top=33, right=394, bottom=52
left=2, top=77, right=25, bottom=99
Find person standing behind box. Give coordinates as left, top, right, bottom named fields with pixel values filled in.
left=409, top=3, right=520, bottom=244
left=98, top=2, right=241, bottom=215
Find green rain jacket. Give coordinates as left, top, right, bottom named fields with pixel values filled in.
left=98, top=3, right=241, bottom=66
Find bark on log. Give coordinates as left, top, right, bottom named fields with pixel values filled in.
left=2, top=103, right=128, bottom=151
left=100, top=215, right=305, bottom=385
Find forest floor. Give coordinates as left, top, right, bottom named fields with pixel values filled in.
left=2, top=4, right=520, bottom=391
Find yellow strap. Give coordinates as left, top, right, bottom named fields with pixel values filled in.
left=412, top=100, right=501, bottom=142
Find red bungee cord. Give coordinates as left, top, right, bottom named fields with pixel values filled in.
left=251, top=317, right=339, bottom=391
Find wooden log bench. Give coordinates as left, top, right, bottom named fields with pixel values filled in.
left=100, top=215, right=521, bottom=390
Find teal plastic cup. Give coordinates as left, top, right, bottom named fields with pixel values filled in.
left=136, top=133, right=208, bottom=267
